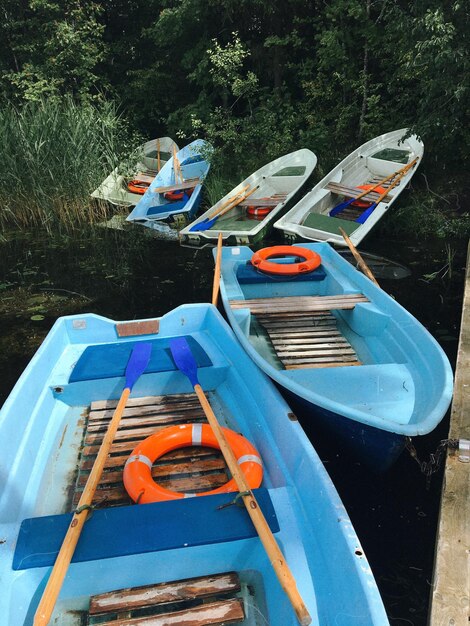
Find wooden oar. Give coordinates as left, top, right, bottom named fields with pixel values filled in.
left=189, top=183, right=250, bottom=232
left=212, top=232, right=223, bottom=306
left=191, top=184, right=260, bottom=232
left=157, top=139, right=161, bottom=172
left=34, top=342, right=152, bottom=626
left=339, top=227, right=380, bottom=287
left=172, top=146, right=183, bottom=184
left=169, top=337, right=312, bottom=626
left=331, top=156, right=419, bottom=215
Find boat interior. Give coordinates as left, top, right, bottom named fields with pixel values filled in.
left=300, top=145, right=416, bottom=235
left=0, top=308, right=378, bottom=625
left=223, top=245, right=450, bottom=427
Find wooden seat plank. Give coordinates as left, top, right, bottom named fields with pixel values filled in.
left=94, top=598, right=244, bottom=626
left=230, top=293, right=368, bottom=314
left=151, top=179, right=200, bottom=194
left=326, top=182, right=393, bottom=202
left=89, top=573, right=241, bottom=615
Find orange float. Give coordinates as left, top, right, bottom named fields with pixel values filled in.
left=251, top=245, right=321, bottom=276
left=127, top=180, right=151, bottom=195
left=123, top=423, right=263, bottom=503
left=351, top=184, right=387, bottom=208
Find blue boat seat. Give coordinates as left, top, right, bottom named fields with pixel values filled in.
left=236, top=262, right=327, bottom=284
left=13, top=488, right=278, bottom=570
left=69, top=336, right=211, bottom=383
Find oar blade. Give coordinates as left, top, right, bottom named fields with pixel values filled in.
left=169, top=337, right=199, bottom=387
left=189, top=217, right=216, bottom=232
left=125, top=342, right=152, bottom=390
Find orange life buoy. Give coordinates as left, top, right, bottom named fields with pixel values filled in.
left=251, top=245, right=321, bottom=276
left=123, top=423, right=263, bottom=504
left=246, top=206, right=273, bottom=220
left=127, top=180, right=151, bottom=195
left=351, top=184, right=387, bottom=208
left=164, top=187, right=195, bottom=202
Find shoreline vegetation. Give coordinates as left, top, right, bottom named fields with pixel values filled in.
left=0, top=98, right=468, bottom=241
left=0, top=1, right=467, bottom=241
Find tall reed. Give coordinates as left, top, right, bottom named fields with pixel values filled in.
left=0, top=98, right=133, bottom=232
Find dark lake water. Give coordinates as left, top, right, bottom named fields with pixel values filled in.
left=0, top=225, right=466, bottom=625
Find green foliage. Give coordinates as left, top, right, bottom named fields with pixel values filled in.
left=0, top=98, right=133, bottom=232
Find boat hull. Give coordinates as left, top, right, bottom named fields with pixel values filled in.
left=126, top=139, right=211, bottom=231
left=274, top=129, right=424, bottom=247
left=0, top=304, right=389, bottom=625
left=217, top=242, right=453, bottom=470
left=179, top=149, right=317, bottom=247
left=91, top=137, right=179, bottom=208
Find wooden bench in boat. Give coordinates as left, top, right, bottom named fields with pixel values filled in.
left=151, top=178, right=201, bottom=194
left=229, top=293, right=369, bottom=315
left=256, top=311, right=362, bottom=369
left=87, top=572, right=246, bottom=625
left=238, top=192, right=288, bottom=207
left=326, top=182, right=393, bottom=203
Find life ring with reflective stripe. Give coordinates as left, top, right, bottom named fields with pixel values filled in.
left=127, top=180, right=151, bottom=195
left=351, top=184, right=387, bottom=208
left=246, top=205, right=273, bottom=220
left=251, top=245, right=321, bottom=276
left=123, top=423, right=263, bottom=503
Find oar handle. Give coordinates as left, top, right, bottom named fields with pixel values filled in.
left=193, top=384, right=312, bottom=626
left=374, top=156, right=419, bottom=203
left=208, top=184, right=251, bottom=219
left=346, top=156, right=420, bottom=203
left=212, top=233, right=223, bottom=306
left=34, top=387, right=132, bottom=626
left=217, top=184, right=260, bottom=219
left=157, top=139, right=161, bottom=172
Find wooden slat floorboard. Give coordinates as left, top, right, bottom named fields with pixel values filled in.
left=255, top=311, right=361, bottom=370
left=72, top=393, right=230, bottom=509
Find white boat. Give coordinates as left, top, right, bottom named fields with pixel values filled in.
left=273, top=130, right=424, bottom=247
left=91, top=137, right=179, bottom=208
left=179, top=149, right=317, bottom=247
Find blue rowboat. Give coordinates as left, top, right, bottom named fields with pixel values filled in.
left=126, top=139, right=211, bottom=231
left=215, top=243, right=453, bottom=470
left=0, top=305, right=388, bottom=625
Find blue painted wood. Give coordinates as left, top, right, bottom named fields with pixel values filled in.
left=13, top=488, right=279, bottom=570
left=69, top=336, right=211, bottom=383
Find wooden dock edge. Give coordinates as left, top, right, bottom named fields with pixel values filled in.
left=429, top=241, right=470, bottom=625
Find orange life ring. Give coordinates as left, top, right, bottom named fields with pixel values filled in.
left=123, top=423, right=263, bottom=504
left=246, top=206, right=273, bottom=220
left=164, top=187, right=194, bottom=202
left=127, top=180, right=150, bottom=195
left=251, top=245, right=321, bottom=276
left=351, top=184, right=387, bottom=208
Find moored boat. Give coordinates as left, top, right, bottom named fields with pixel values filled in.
left=91, top=137, right=179, bottom=208
left=126, top=139, right=211, bottom=231
left=215, top=242, right=453, bottom=470
left=179, top=149, right=317, bottom=247
left=0, top=304, right=389, bottom=625
left=274, top=130, right=424, bottom=247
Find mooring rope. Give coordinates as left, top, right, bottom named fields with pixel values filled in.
left=405, top=437, right=459, bottom=487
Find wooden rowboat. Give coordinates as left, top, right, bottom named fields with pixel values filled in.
left=0, top=304, right=388, bottom=625
left=216, top=243, right=453, bottom=470
left=91, top=137, right=179, bottom=208
left=274, top=130, right=424, bottom=247
left=126, top=139, right=211, bottom=231
left=179, top=149, right=317, bottom=247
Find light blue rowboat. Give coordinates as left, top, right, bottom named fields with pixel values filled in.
left=215, top=243, right=453, bottom=470
left=126, top=139, right=211, bottom=230
left=0, top=305, right=388, bottom=625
